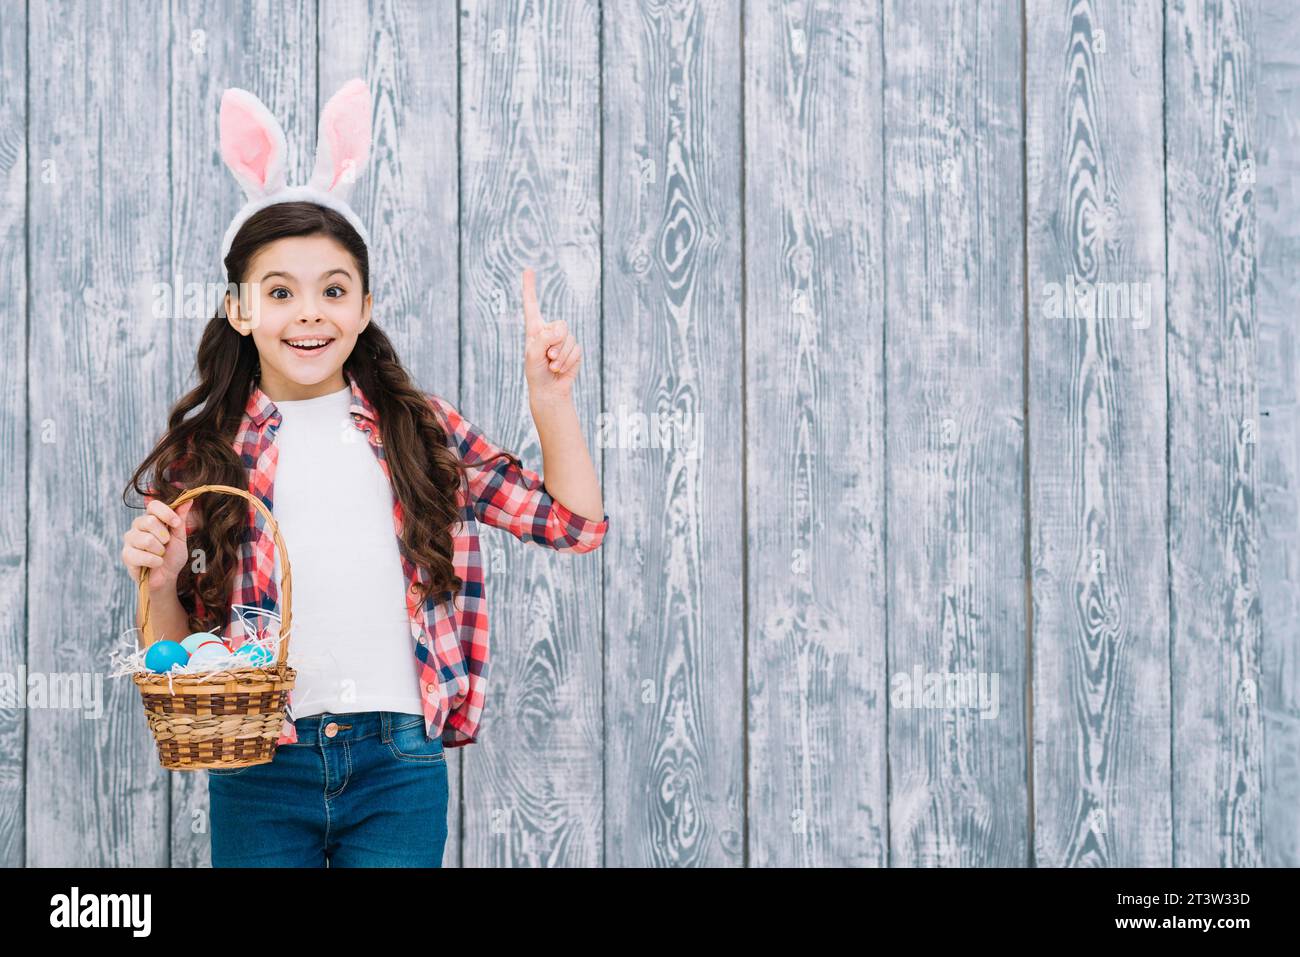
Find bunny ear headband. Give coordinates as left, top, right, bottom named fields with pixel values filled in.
left=218, top=78, right=373, bottom=266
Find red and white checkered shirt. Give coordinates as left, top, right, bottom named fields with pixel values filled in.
left=144, top=368, right=608, bottom=747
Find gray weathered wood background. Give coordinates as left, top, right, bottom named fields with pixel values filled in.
left=0, top=0, right=1294, bottom=866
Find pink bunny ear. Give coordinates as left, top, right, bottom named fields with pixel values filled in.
left=307, top=78, right=372, bottom=198
left=219, top=88, right=288, bottom=201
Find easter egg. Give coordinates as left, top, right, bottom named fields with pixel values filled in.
left=145, top=640, right=189, bottom=673
left=187, top=642, right=236, bottom=669
left=234, top=643, right=274, bottom=667
left=181, top=631, right=224, bottom=654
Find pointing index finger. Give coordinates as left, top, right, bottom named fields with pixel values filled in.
left=522, top=268, right=544, bottom=340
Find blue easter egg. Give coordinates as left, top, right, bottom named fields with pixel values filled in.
left=235, top=643, right=274, bottom=667
left=145, top=640, right=189, bottom=673
left=181, top=631, right=222, bottom=654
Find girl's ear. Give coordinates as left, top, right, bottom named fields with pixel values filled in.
left=307, top=78, right=372, bottom=200
left=224, top=289, right=252, bottom=334
left=220, top=88, right=289, bottom=201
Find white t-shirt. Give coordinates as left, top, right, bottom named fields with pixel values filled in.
left=267, top=383, right=425, bottom=720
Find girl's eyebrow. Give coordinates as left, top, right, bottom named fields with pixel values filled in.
left=259, top=268, right=354, bottom=282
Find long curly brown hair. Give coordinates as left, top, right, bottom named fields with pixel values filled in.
left=123, top=201, right=519, bottom=633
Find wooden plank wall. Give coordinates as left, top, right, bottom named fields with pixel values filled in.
left=1165, top=0, right=1260, bottom=867
left=0, top=0, right=26, bottom=868
left=885, top=0, right=1026, bottom=867
left=1258, top=0, right=1300, bottom=867
left=1, top=0, right=1293, bottom=867
left=1027, top=0, right=1174, bottom=868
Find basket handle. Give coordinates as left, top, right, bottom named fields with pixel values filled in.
left=137, top=483, right=293, bottom=668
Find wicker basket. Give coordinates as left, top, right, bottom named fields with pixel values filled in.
left=132, top=483, right=296, bottom=771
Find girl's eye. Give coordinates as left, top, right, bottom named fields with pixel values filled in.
left=267, top=284, right=344, bottom=300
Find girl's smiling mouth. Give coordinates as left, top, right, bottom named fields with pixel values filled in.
left=283, top=335, right=336, bottom=356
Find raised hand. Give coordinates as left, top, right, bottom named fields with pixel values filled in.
left=521, top=267, right=582, bottom=406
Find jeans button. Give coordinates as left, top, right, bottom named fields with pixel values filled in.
left=324, top=722, right=338, bottom=738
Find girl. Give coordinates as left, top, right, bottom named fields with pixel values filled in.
left=119, top=81, right=608, bottom=867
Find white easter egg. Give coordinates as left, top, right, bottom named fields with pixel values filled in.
left=187, top=643, right=236, bottom=670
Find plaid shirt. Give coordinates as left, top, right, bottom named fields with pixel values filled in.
left=143, top=368, right=608, bottom=747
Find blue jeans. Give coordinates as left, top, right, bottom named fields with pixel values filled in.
left=207, top=710, right=449, bottom=867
